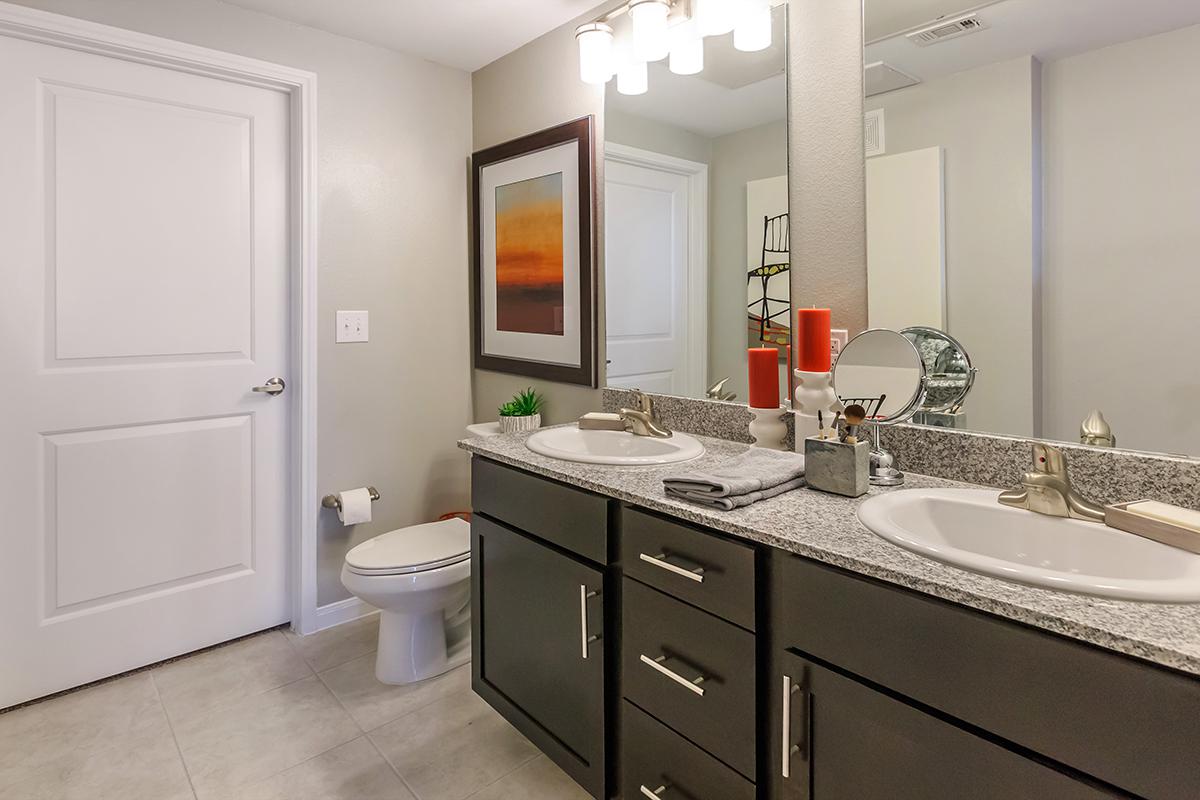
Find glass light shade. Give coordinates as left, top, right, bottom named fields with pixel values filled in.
left=668, top=22, right=704, bottom=75
left=733, top=4, right=772, bottom=52
left=576, top=23, right=615, bottom=84
left=695, top=0, right=736, bottom=37
left=616, top=59, right=648, bottom=95
left=630, top=0, right=670, bottom=62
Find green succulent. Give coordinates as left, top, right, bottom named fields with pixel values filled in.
left=498, top=387, right=544, bottom=417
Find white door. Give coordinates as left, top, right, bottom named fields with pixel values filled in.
left=0, top=31, right=292, bottom=707
left=604, top=153, right=705, bottom=396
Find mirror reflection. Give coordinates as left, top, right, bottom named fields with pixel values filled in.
left=861, top=0, right=1200, bottom=455
left=603, top=3, right=789, bottom=404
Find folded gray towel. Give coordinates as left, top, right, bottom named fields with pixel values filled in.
left=663, top=448, right=806, bottom=510
left=666, top=476, right=806, bottom=511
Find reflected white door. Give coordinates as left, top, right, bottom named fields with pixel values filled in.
left=604, top=151, right=706, bottom=396
left=0, top=32, right=291, bottom=707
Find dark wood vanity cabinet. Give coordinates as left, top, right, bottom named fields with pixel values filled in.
left=469, top=457, right=1200, bottom=800
left=470, top=459, right=609, bottom=797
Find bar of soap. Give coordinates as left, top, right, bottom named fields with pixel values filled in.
left=1123, top=500, right=1200, bottom=534
left=581, top=412, right=622, bottom=421
left=578, top=412, right=625, bottom=431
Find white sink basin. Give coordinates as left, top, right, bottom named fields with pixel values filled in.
left=858, top=488, right=1200, bottom=602
left=526, top=426, right=704, bottom=466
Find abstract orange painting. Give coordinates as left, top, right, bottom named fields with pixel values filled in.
left=494, top=173, right=565, bottom=335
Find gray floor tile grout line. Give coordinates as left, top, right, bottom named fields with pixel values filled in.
left=461, top=751, right=544, bottom=800
left=363, top=731, right=424, bottom=800
left=148, top=671, right=201, bottom=800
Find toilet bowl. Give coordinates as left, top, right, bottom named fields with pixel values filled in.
left=341, top=517, right=472, bottom=685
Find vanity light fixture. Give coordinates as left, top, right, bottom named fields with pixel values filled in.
left=577, top=0, right=777, bottom=91
left=576, top=22, right=615, bottom=84
left=629, top=0, right=671, bottom=62
left=733, top=0, right=772, bottom=52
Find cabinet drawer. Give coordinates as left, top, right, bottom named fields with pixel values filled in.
left=620, top=506, right=755, bottom=630
left=471, top=456, right=608, bottom=563
left=773, top=553, right=1200, bottom=800
left=622, top=701, right=754, bottom=800
left=622, top=578, right=756, bottom=779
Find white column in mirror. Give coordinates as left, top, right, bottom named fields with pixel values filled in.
left=575, top=22, right=615, bottom=85
left=734, top=0, right=772, bottom=52
left=630, top=0, right=670, bottom=63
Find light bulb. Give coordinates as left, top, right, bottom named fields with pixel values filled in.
left=734, top=1, right=771, bottom=52
left=629, top=0, right=670, bottom=62
left=616, top=58, right=648, bottom=95
left=668, top=20, right=704, bottom=75
left=575, top=22, right=615, bottom=84
left=695, top=0, right=736, bottom=37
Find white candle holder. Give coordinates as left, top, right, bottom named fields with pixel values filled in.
left=793, top=369, right=841, bottom=449
left=749, top=406, right=788, bottom=451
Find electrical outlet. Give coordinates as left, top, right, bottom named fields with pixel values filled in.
left=831, top=328, right=850, bottom=358
left=336, top=310, right=369, bottom=343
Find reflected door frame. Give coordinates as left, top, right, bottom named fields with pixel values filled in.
left=604, top=142, right=709, bottom=396
left=0, top=3, right=322, bottom=638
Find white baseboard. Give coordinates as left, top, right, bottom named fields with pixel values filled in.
left=304, top=597, right=378, bottom=634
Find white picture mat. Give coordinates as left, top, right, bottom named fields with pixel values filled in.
left=480, top=140, right=581, bottom=367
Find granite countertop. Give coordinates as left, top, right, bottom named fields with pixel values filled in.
left=459, top=428, right=1200, bottom=677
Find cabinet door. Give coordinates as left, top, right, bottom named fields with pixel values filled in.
left=472, top=515, right=605, bottom=796
left=774, top=652, right=1121, bottom=800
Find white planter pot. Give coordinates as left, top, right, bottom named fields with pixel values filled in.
left=499, top=413, right=541, bottom=433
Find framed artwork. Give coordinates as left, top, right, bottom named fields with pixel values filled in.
left=472, top=117, right=597, bottom=386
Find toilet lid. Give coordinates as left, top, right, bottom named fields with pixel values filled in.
left=345, top=517, right=470, bottom=575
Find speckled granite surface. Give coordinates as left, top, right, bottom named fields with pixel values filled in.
left=459, top=428, right=1200, bottom=677
left=603, top=388, right=796, bottom=449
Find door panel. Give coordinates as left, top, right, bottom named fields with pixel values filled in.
left=604, top=157, right=694, bottom=395
left=473, top=515, right=604, bottom=792
left=0, top=31, right=291, bottom=707
left=776, top=652, right=1118, bottom=800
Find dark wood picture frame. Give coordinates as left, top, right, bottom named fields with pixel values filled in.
left=471, top=116, right=597, bottom=387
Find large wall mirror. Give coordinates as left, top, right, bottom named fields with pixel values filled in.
left=859, top=0, right=1200, bottom=456
left=602, top=3, right=789, bottom=405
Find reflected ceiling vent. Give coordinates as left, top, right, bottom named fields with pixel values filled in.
left=865, top=61, right=920, bottom=97
left=865, top=109, right=885, bottom=157
left=906, top=13, right=988, bottom=46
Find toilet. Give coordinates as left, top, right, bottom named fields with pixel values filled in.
left=341, top=516, right=472, bottom=684
left=341, top=422, right=500, bottom=685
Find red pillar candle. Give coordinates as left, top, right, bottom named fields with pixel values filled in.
left=796, top=307, right=832, bottom=372
left=748, top=347, right=781, bottom=409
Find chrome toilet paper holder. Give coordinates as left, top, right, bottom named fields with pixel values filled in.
left=321, top=487, right=380, bottom=511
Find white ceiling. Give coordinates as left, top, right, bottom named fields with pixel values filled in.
left=220, top=0, right=603, bottom=72
left=866, top=0, right=1200, bottom=88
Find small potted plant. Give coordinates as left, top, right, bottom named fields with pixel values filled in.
left=498, top=387, right=545, bottom=433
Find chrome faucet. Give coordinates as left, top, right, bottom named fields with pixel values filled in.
left=998, top=443, right=1106, bottom=522
left=619, top=390, right=672, bottom=438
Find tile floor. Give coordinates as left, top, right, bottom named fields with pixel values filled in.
left=0, top=616, right=591, bottom=800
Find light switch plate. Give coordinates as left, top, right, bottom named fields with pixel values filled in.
left=336, top=310, right=369, bottom=343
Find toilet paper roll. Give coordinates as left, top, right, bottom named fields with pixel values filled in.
left=337, top=488, right=373, bottom=525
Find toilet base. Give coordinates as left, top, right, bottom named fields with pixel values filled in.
left=375, top=607, right=471, bottom=685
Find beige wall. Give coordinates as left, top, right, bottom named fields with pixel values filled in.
left=605, top=109, right=713, bottom=165
left=866, top=57, right=1040, bottom=437
left=788, top=0, right=867, bottom=342
left=11, top=0, right=475, bottom=607
left=1042, top=24, right=1200, bottom=454
left=710, top=121, right=789, bottom=400
left=471, top=8, right=608, bottom=425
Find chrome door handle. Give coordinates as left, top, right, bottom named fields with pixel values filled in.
left=579, top=585, right=601, bottom=659
left=781, top=674, right=804, bottom=778
left=639, top=551, right=705, bottom=583
left=639, top=785, right=670, bottom=799
left=252, top=377, right=285, bottom=395
left=639, top=653, right=706, bottom=696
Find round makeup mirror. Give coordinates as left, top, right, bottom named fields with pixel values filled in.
left=832, top=329, right=927, bottom=423
left=902, top=326, right=976, bottom=415
left=832, top=329, right=927, bottom=486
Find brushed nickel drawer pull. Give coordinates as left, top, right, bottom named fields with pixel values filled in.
left=579, top=585, right=601, bottom=660
left=639, top=551, right=706, bottom=583
left=639, top=653, right=706, bottom=696
left=640, top=784, right=670, bottom=799
left=781, top=674, right=803, bottom=778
